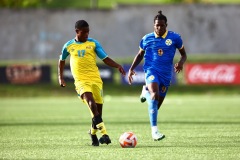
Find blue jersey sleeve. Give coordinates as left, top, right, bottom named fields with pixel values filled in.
left=139, top=35, right=147, bottom=50
left=94, top=40, right=108, bottom=60
left=175, top=34, right=183, bottom=49
left=59, top=43, right=69, bottom=60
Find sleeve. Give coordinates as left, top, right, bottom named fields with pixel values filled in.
left=175, top=34, right=183, bottom=49
left=59, top=43, right=69, bottom=60
left=139, top=35, right=146, bottom=51
left=94, top=40, right=108, bottom=60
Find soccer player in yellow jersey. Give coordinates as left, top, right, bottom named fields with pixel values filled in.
left=58, top=20, right=126, bottom=146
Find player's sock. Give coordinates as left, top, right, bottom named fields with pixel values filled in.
left=147, top=99, right=159, bottom=127
left=151, top=126, right=158, bottom=133
left=91, top=119, right=98, bottom=135
left=96, top=122, right=107, bottom=135
left=90, top=127, right=98, bottom=135
left=83, top=99, right=100, bottom=135
left=93, top=115, right=108, bottom=135
left=145, top=92, right=159, bottom=126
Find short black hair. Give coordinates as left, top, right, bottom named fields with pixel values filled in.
left=75, top=20, right=89, bottom=29
left=154, top=10, right=167, bottom=23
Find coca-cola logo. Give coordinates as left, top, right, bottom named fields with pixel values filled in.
left=188, top=65, right=236, bottom=83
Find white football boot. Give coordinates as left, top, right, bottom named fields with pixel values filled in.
left=140, top=85, right=148, bottom=103
left=152, top=131, right=165, bottom=141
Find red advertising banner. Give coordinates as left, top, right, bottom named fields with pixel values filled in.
left=185, top=63, right=240, bottom=84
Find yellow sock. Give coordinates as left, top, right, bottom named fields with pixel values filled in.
left=96, top=122, right=107, bottom=135
left=91, top=127, right=98, bottom=135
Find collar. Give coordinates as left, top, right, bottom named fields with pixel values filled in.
left=154, top=30, right=168, bottom=38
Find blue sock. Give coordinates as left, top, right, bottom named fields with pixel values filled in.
left=146, top=93, right=158, bottom=126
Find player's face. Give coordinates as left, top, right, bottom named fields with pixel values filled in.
left=154, top=19, right=167, bottom=37
left=76, top=27, right=89, bottom=42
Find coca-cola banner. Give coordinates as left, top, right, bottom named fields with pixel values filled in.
left=185, top=63, right=240, bottom=84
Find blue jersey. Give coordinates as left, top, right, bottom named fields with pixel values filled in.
left=140, top=30, right=183, bottom=85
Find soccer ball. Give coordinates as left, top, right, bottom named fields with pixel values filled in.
left=119, top=132, right=137, bottom=148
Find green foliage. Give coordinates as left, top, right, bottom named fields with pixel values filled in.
left=0, top=0, right=92, bottom=8
left=0, top=0, right=47, bottom=8
left=1, top=0, right=239, bottom=8
left=0, top=95, right=240, bottom=159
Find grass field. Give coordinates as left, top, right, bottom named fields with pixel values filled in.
left=0, top=94, right=239, bottom=159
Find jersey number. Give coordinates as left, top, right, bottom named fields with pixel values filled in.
left=78, top=50, right=86, bottom=57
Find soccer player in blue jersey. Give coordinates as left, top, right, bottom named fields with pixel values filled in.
left=128, top=11, right=187, bottom=141
left=58, top=20, right=126, bottom=146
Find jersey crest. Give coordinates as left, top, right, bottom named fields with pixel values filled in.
left=165, top=39, right=172, bottom=46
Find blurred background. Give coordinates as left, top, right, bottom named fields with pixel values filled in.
left=0, top=0, right=240, bottom=96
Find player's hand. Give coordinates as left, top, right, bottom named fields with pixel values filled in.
left=59, top=78, right=66, bottom=87
left=118, top=65, right=126, bottom=76
left=174, top=62, right=183, bottom=73
left=128, top=70, right=136, bottom=85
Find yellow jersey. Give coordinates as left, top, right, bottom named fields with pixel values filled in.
left=60, top=38, right=108, bottom=83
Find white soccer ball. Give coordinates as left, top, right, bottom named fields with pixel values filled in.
left=119, top=132, right=137, bottom=148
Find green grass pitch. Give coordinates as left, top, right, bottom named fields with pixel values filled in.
left=0, top=95, right=240, bottom=159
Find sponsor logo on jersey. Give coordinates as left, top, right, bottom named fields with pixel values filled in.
left=158, top=49, right=163, bottom=56
left=86, top=45, right=93, bottom=49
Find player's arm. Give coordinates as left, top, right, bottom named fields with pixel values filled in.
left=128, top=49, right=145, bottom=85
left=58, top=60, right=66, bottom=87
left=174, top=46, right=187, bottom=73
left=103, top=57, right=126, bottom=76
left=58, top=46, right=69, bottom=87
left=95, top=40, right=125, bottom=76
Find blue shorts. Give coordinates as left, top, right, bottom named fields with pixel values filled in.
left=145, top=70, right=169, bottom=97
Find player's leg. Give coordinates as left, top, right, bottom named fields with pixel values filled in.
left=157, top=86, right=168, bottom=110
left=140, top=85, right=167, bottom=109
left=146, top=82, right=165, bottom=140
left=81, top=92, right=100, bottom=146
left=145, top=71, right=159, bottom=138
left=146, top=82, right=159, bottom=127
left=92, top=84, right=111, bottom=145
left=150, top=85, right=168, bottom=140
left=82, top=93, right=110, bottom=145
left=82, top=92, right=99, bottom=116
left=157, top=96, right=165, bottom=109
left=76, top=82, right=104, bottom=146
left=91, top=103, right=102, bottom=135
left=145, top=70, right=166, bottom=141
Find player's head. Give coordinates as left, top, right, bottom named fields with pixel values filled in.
left=154, top=10, right=167, bottom=37
left=75, top=20, right=89, bottom=42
